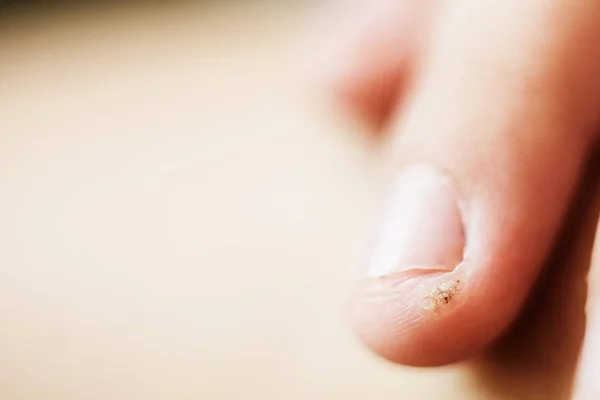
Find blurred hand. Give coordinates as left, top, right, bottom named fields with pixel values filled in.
left=323, top=0, right=600, bottom=398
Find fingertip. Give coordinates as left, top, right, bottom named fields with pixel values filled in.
left=351, top=267, right=504, bottom=367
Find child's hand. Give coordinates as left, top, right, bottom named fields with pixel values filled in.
left=324, top=0, right=600, bottom=397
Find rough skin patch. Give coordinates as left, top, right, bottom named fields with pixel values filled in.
left=421, top=280, right=461, bottom=312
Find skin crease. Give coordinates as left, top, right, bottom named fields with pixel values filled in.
left=322, top=0, right=600, bottom=397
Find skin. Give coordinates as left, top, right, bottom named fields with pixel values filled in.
left=323, top=0, right=600, bottom=397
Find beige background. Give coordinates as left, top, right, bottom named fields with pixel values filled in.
left=0, top=2, right=597, bottom=399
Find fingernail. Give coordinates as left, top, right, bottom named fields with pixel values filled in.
left=367, top=165, right=465, bottom=278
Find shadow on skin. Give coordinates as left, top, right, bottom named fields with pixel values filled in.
left=470, top=150, right=600, bottom=399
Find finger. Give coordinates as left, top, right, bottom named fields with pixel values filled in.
left=320, top=0, right=435, bottom=128
left=575, top=209, right=600, bottom=398
left=470, top=154, right=600, bottom=399
left=351, top=0, right=600, bottom=366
